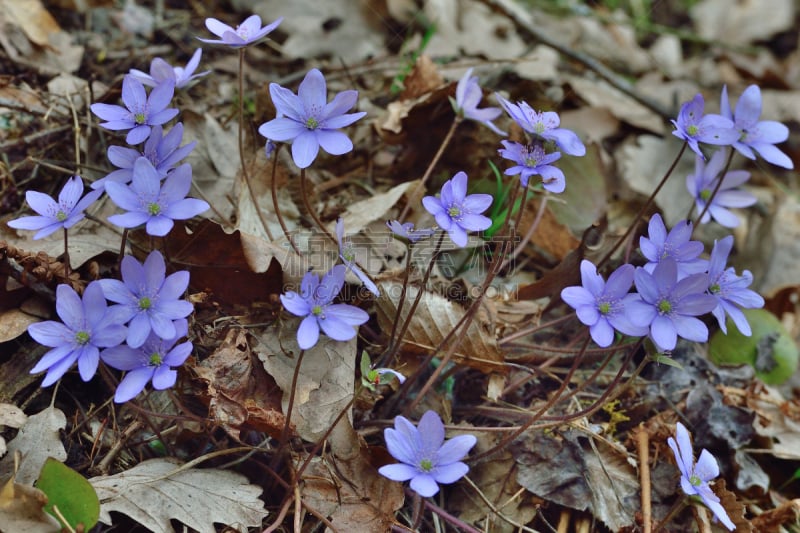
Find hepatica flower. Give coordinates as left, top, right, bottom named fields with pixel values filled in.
left=627, top=259, right=717, bottom=352
left=721, top=84, right=793, bottom=169
left=28, top=282, right=127, bottom=386
left=8, top=176, right=101, bottom=239
left=102, top=319, right=192, bottom=403
left=379, top=410, right=477, bottom=498
left=707, top=236, right=764, bottom=336
left=686, top=150, right=756, bottom=228
left=422, top=171, right=492, bottom=247
left=90, top=75, right=178, bottom=145
left=640, top=214, right=707, bottom=278
left=199, top=15, right=282, bottom=48
left=129, top=48, right=210, bottom=89
left=561, top=261, right=648, bottom=347
left=668, top=422, right=735, bottom=531
left=95, top=123, right=196, bottom=189
left=671, top=93, right=738, bottom=159
left=98, top=251, right=193, bottom=348
left=280, top=265, right=369, bottom=350
left=452, top=68, right=505, bottom=135
left=336, top=218, right=379, bottom=297
left=258, top=68, right=367, bottom=168
left=105, top=158, right=209, bottom=236
left=495, top=94, right=585, bottom=156
left=386, top=220, right=435, bottom=243
left=498, top=141, right=565, bottom=192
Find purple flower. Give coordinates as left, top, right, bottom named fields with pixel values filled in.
left=258, top=69, right=367, bottom=169
left=98, top=251, right=193, bottom=349
left=280, top=265, right=369, bottom=350
left=28, top=282, right=127, bottom=386
left=105, top=158, right=209, bottom=236
left=721, top=84, right=793, bottom=169
left=668, top=422, right=735, bottom=531
left=671, top=93, right=738, bottom=159
left=90, top=75, right=179, bottom=145
left=495, top=94, right=585, bottom=156
left=561, top=261, right=648, bottom=347
left=452, top=68, right=505, bottom=135
left=640, top=214, right=708, bottom=278
left=707, top=236, right=764, bottom=336
left=336, top=218, right=379, bottom=297
left=386, top=220, right=435, bottom=243
left=129, top=49, right=210, bottom=89
left=498, top=141, right=565, bottom=192
left=378, top=410, right=476, bottom=498
left=627, top=259, right=718, bottom=352
left=422, top=171, right=492, bottom=247
left=686, top=150, right=756, bottom=228
left=101, top=318, right=192, bottom=403
left=8, top=176, right=101, bottom=239
left=199, top=15, right=282, bottom=48
left=94, top=123, right=197, bottom=190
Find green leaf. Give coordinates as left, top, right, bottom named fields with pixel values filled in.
left=36, top=457, right=99, bottom=531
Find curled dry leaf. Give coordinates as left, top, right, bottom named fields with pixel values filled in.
left=0, top=474, right=61, bottom=533
left=375, top=281, right=504, bottom=374
left=0, top=403, right=27, bottom=459
left=90, top=458, right=268, bottom=533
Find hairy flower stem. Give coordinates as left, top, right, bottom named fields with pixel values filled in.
left=597, top=142, right=687, bottom=269
left=237, top=48, right=273, bottom=241
left=270, top=348, right=306, bottom=475
left=117, top=228, right=129, bottom=269
left=690, top=148, right=736, bottom=226
left=398, top=116, right=462, bottom=222
left=382, top=232, right=445, bottom=366
left=655, top=497, right=689, bottom=531
left=411, top=492, right=424, bottom=530
left=499, top=191, right=546, bottom=272
left=270, top=145, right=300, bottom=254
left=380, top=239, right=417, bottom=366
left=298, top=168, right=336, bottom=245
left=62, top=228, right=70, bottom=280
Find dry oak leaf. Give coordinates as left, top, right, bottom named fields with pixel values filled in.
left=0, top=406, right=66, bottom=485
left=90, top=458, right=268, bottom=533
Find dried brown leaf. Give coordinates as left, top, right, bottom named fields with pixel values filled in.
left=0, top=406, right=66, bottom=485
left=0, top=475, right=60, bottom=532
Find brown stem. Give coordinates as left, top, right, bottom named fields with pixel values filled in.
left=299, top=168, right=336, bottom=244
left=238, top=48, right=273, bottom=241
left=270, top=144, right=301, bottom=254
left=637, top=424, right=653, bottom=533
left=691, top=148, right=736, bottom=227
left=398, top=116, right=461, bottom=222
left=62, top=228, right=70, bottom=280
left=381, top=239, right=416, bottom=367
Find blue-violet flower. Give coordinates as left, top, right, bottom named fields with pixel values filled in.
left=94, top=123, right=196, bottom=189
left=671, top=93, right=738, bottom=159
left=452, top=68, right=505, bottom=135
left=129, top=49, right=210, bottom=90
left=498, top=141, right=565, bottom=192
left=668, top=422, right=735, bottom=531
left=561, top=261, right=648, bottom=347
left=422, top=171, right=492, bottom=247
left=199, top=15, right=282, bottom=48
left=101, top=318, right=193, bottom=403
left=686, top=149, right=756, bottom=228
left=105, top=158, right=210, bottom=236
left=8, top=176, right=101, bottom=239
left=707, top=236, right=764, bottom=336
left=336, top=218, right=379, bottom=297
left=28, top=282, right=127, bottom=386
left=258, top=68, right=367, bottom=169
left=495, top=94, right=585, bottom=156
left=280, top=265, right=369, bottom=350
left=721, top=84, right=793, bottom=169
left=98, top=251, right=193, bottom=348
left=640, top=214, right=708, bottom=278
left=627, top=259, right=717, bottom=352
left=386, top=220, right=435, bottom=243
left=379, top=410, right=477, bottom=498
left=90, top=75, right=179, bottom=145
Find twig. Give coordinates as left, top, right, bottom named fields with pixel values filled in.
left=636, top=424, right=652, bottom=533
left=479, top=0, right=673, bottom=120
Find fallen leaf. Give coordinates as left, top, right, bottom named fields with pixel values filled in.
left=690, top=0, right=796, bottom=45
left=90, top=458, right=268, bottom=533
left=37, top=457, right=100, bottom=531
left=566, top=75, right=664, bottom=134
left=375, top=281, right=504, bottom=373
left=254, top=319, right=357, bottom=442
left=0, top=474, right=61, bottom=533
left=0, top=308, right=40, bottom=343
left=0, top=406, right=66, bottom=485
left=1, top=0, right=61, bottom=48
left=0, top=403, right=27, bottom=459
left=193, top=328, right=286, bottom=439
